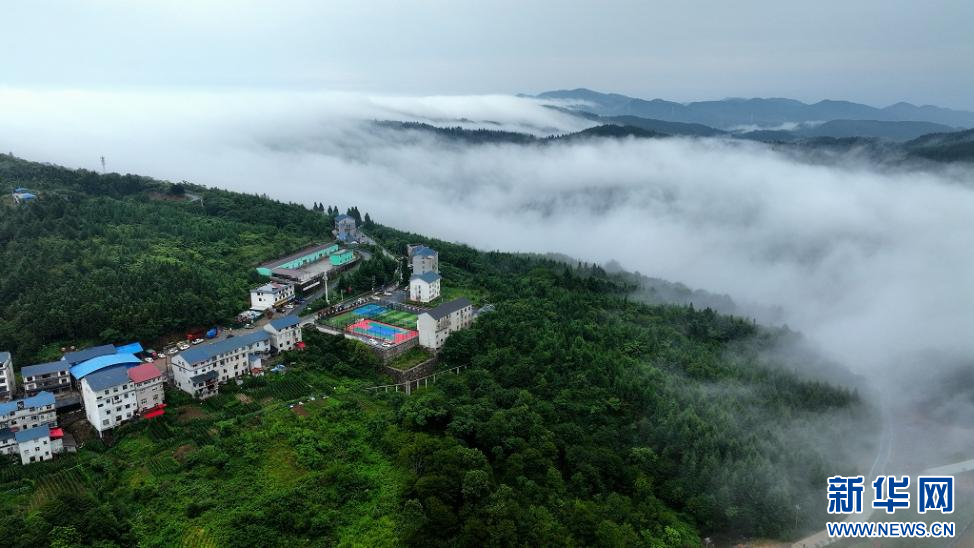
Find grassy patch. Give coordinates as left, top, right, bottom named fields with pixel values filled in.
left=387, top=346, right=432, bottom=371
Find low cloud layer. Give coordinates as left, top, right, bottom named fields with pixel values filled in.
left=1, top=89, right=972, bottom=381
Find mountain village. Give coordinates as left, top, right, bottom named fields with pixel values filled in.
left=0, top=213, right=478, bottom=465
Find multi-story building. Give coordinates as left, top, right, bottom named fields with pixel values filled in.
left=127, top=363, right=165, bottom=414
left=417, top=297, right=475, bottom=350
left=264, top=316, right=303, bottom=353
left=0, top=352, right=14, bottom=401
left=20, top=361, right=73, bottom=397
left=250, top=281, right=295, bottom=311
left=80, top=366, right=138, bottom=434
left=0, top=391, right=57, bottom=431
left=409, top=272, right=442, bottom=303
left=4, top=426, right=61, bottom=464
left=409, top=245, right=439, bottom=275
left=335, top=214, right=357, bottom=242
left=170, top=332, right=270, bottom=399
left=0, top=392, right=63, bottom=464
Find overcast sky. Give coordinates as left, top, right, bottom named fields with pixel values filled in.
left=3, top=0, right=973, bottom=109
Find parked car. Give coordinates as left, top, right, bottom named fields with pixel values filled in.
left=284, top=303, right=295, bottom=309
left=177, top=342, right=190, bottom=351
left=191, top=338, right=204, bottom=345
left=166, top=347, right=178, bottom=355
left=244, top=323, right=255, bottom=329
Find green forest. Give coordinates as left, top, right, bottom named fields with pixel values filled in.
left=0, top=155, right=872, bottom=547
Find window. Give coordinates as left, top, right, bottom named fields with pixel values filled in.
left=102, top=419, right=109, bottom=425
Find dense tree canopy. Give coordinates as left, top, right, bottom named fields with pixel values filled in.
left=0, top=156, right=870, bottom=546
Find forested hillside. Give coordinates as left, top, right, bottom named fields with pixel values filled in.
left=0, top=156, right=872, bottom=546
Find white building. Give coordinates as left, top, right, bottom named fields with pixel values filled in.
left=9, top=426, right=61, bottom=464
left=21, top=360, right=73, bottom=397
left=417, top=297, right=475, bottom=350
left=127, top=363, right=165, bottom=414
left=409, top=272, right=442, bottom=303
left=0, top=352, right=14, bottom=401
left=409, top=245, right=439, bottom=275
left=170, top=332, right=270, bottom=399
left=0, top=392, right=63, bottom=465
left=0, top=391, right=57, bottom=431
left=250, top=282, right=295, bottom=311
left=80, top=366, right=138, bottom=434
left=335, top=214, right=357, bottom=242
left=264, top=316, right=303, bottom=353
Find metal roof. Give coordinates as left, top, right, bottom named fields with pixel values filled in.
left=0, top=351, right=10, bottom=363
left=20, top=360, right=71, bottom=377
left=127, top=363, right=162, bottom=384
left=0, top=391, right=55, bottom=416
left=84, top=365, right=131, bottom=391
left=259, top=243, right=337, bottom=269
left=268, top=315, right=300, bottom=330
left=63, top=344, right=117, bottom=364
left=422, top=297, right=473, bottom=320
left=190, top=370, right=218, bottom=384
left=70, top=353, right=141, bottom=380
left=335, top=214, right=353, bottom=221
left=14, top=425, right=50, bottom=443
left=179, top=332, right=269, bottom=365
left=411, top=272, right=441, bottom=284
left=114, top=342, right=144, bottom=354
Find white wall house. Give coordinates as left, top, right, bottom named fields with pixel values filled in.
left=409, top=245, right=439, bottom=275
left=127, top=363, right=165, bottom=413
left=11, top=426, right=61, bottom=464
left=250, top=282, right=295, bottom=311
left=80, top=366, right=138, bottom=434
left=264, top=316, right=303, bottom=353
left=21, top=361, right=73, bottom=397
left=0, top=392, right=62, bottom=465
left=0, top=352, right=14, bottom=401
left=170, top=332, right=270, bottom=399
left=0, top=391, right=57, bottom=431
left=417, top=298, right=475, bottom=350
left=409, top=272, right=442, bottom=303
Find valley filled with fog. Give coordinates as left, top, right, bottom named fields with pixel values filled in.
left=2, top=89, right=972, bottom=389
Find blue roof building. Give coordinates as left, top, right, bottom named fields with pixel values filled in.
left=0, top=391, right=55, bottom=417
left=14, top=425, right=51, bottom=443
left=178, top=332, right=270, bottom=366
left=63, top=344, right=117, bottom=365
left=114, top=342, right=144, bottom=355
left=83, top=365, right=131, bottom=391
left=20, top=361, right=71, bottom=377
left=268, top=315, right=301, bottom=330
left=70, top=353, right=141, bottom=380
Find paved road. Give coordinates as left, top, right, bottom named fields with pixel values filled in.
left=791, top=395, right=892, bottom=548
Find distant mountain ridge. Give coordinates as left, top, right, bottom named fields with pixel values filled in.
left=531, top=88, right=974, bottom=129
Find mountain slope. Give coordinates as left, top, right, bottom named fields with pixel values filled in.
left=532, top=88, right=974, bottom=129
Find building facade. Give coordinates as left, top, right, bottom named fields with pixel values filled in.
left=0, top=352, right=14, bottom=401
left=0, top=392, right=62, bottom=464
left=80, top=367, right=138, bottom=434
left=170, top=332, right=270, bottom=399
left=250, top=281, right=295, bottom=311
left=409, top=272, right=442, bottom=303
left=0, top=392, right=57, bottom=432
left=417, top=298, right=474, bottom=350
left=409, top=245, right=439, bottom=275
left=21, top=361, right=73, bottom=397
left=127, top=364, right=165, bottom=413
left=335, top=214, right=357, bottom=241
left=264, top=316, right=303, bottom=353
